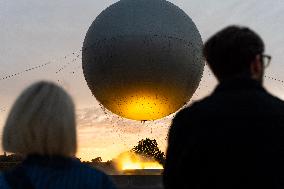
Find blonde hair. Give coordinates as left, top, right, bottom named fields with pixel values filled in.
left=2, top=81, right=77, bottom=157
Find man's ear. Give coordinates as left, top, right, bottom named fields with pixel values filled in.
left=250, top=55, right=263, bottom=80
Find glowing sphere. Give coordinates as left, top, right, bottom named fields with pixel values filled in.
left=82, top=0, right=204, bottom=121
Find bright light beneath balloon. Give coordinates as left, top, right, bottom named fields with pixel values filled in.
left=95, top=86, right=193, bottom=121
left=123, top=93, right=169, bottom=121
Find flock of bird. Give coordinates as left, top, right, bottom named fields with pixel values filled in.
left=0, top=50, right=283, bottom=152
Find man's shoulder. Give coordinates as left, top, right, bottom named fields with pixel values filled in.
left=241, top=89, right=284, bottom=112
left=172, top=98, right=209, bottom=125
left=263, top=92, right=284, bottom=107
left=176, top=97, right=212, bottom=116
left=198, top=89, right=284, bottom=112
left=175, top=91, right=284, bottom=122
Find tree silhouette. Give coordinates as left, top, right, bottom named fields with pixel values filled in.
left=132, top=138, right=165, bottom=166
left=91, top=157, right=102, bottom=163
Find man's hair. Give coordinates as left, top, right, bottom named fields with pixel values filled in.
left=203, top=25, right=264, bottom=81
left=3, top=81, right=77, bottom=157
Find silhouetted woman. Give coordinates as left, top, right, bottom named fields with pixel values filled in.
left=0, top=81, right=116, bottom=189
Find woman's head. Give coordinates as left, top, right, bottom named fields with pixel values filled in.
left=2, top=81, right=76, bottom=157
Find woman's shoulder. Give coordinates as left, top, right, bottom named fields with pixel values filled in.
left=74, top=160, right=106, bottom=175
left=73, top=160, right=111, bottom=179
left=0, top=172, right=9, bottom=189
left=26, top=156, right=110, bottom=178
left=23, top=155, right=117, bottom=188
left=70, top=161, right=117, bottom=188
left=0, top=164, right=116, bottom=189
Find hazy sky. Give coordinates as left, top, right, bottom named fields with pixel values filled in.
left=1, top=0, right=284, bottom=161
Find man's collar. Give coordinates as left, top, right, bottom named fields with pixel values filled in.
left=214, top=77, right=265, bottom=93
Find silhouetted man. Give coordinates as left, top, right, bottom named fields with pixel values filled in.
left=164, top=26, right=284, bottom=189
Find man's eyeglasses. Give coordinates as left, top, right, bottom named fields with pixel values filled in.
left=262, top=54, right=272, bottom=68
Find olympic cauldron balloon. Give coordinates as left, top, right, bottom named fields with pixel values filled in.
left=82, top=0, right=204, bottom=121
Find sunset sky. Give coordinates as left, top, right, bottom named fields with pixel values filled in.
left=1, top=0, right=284, bottom=161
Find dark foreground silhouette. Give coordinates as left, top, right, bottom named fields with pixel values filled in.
left=164, top=26, right=284, bottom=189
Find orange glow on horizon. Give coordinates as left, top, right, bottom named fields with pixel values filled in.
left=114, top=151, right=163, bottom=171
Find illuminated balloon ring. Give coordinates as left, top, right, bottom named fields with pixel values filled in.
left=82, top=0, right=205, bottom=121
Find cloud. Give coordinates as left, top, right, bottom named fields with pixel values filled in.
left=76, top=106, right=110, bottom=127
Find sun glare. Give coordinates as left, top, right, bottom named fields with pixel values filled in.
left=115, top=152, right=163, bottom=171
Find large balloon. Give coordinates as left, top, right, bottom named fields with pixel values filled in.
left=82, top=0, right=204, bottom=121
